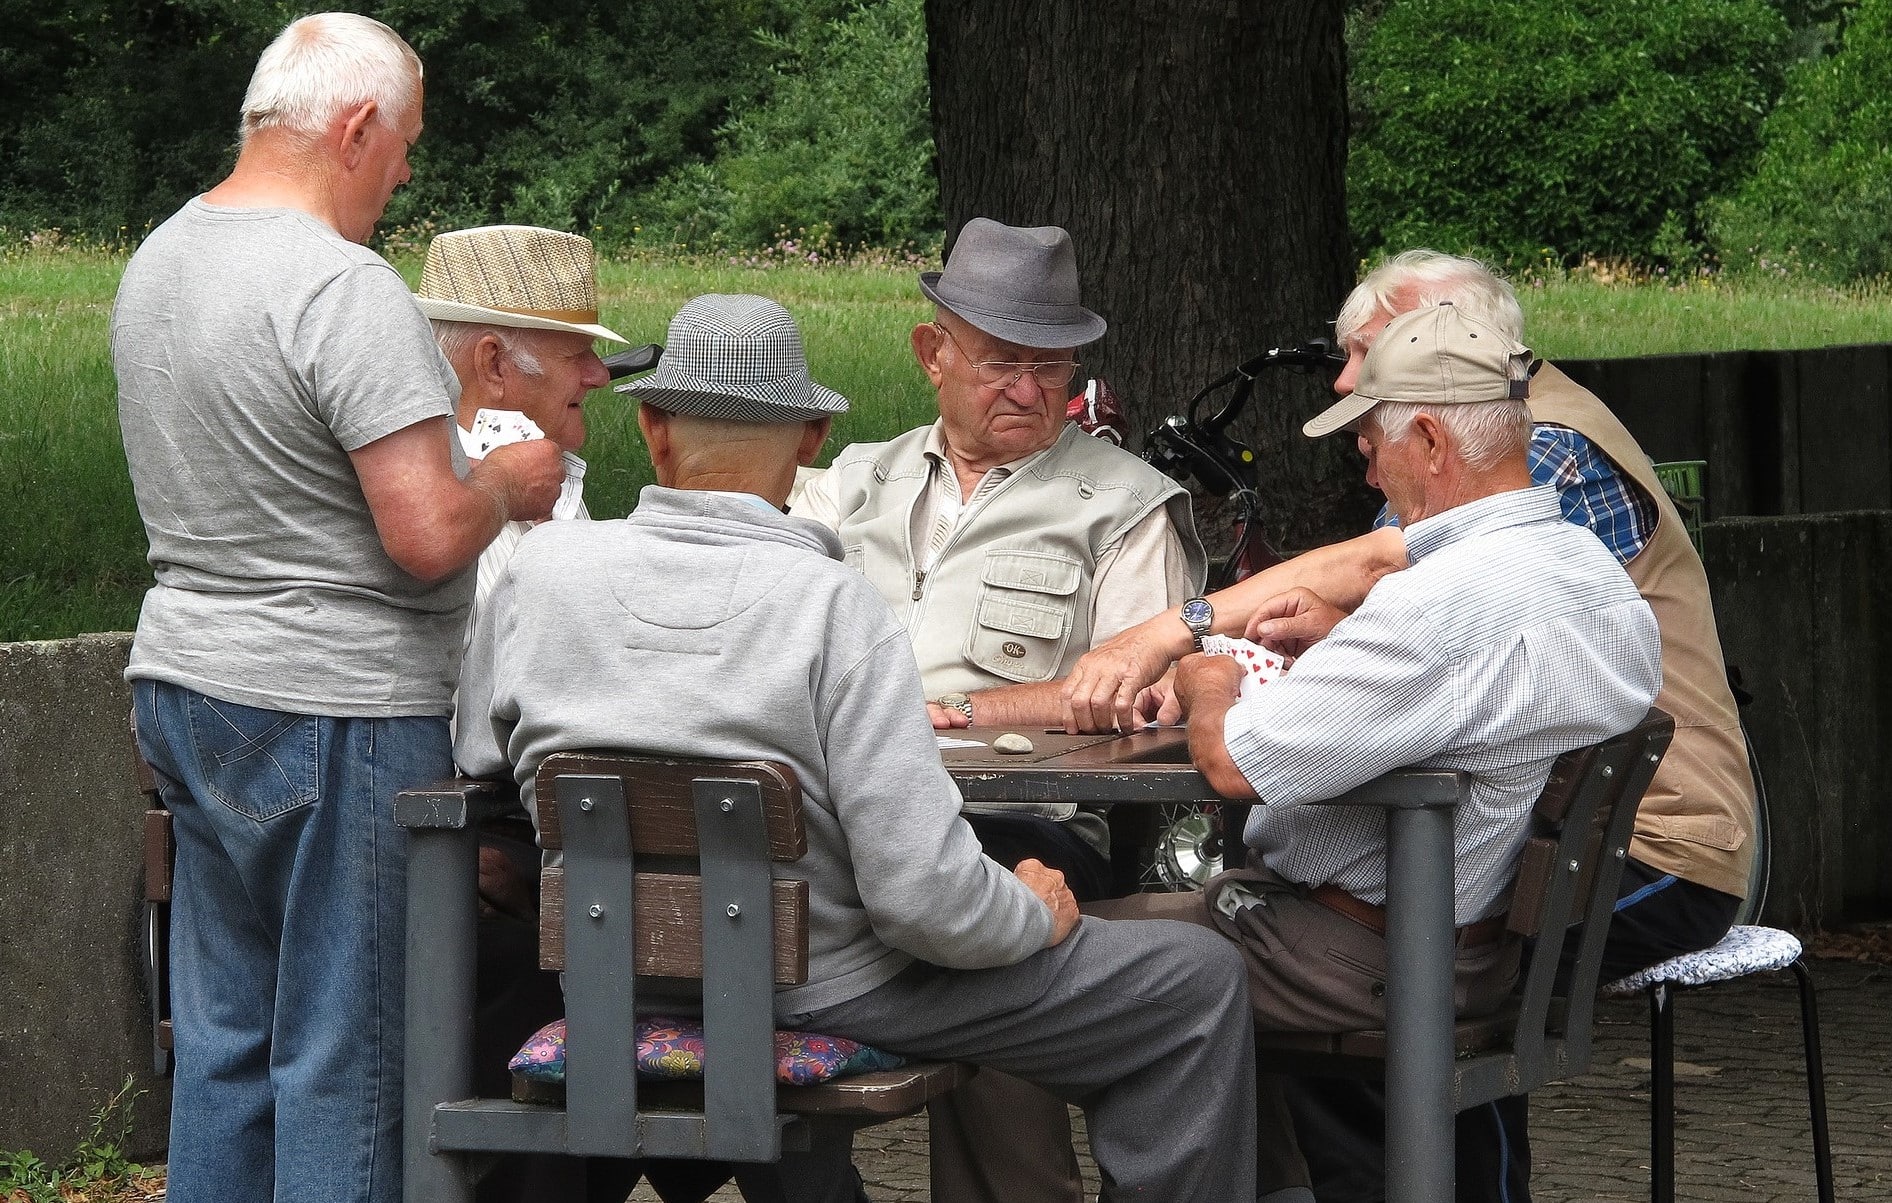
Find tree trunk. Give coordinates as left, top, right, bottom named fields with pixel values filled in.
left=924, top=0, right=1370, bottom=551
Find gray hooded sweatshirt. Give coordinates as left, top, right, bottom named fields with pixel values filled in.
left=455, top=487, right=1052, bottom=1015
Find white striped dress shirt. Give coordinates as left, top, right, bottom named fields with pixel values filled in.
left=1226, top=486, right=1661, bottom=924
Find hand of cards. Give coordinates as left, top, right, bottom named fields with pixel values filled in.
left=471, top=409, right=587, bottom=522
left=1200, top=633, right=1288, bottom=699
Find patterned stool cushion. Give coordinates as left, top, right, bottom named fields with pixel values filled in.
left=509, top=1016, right=905, bottom=1087
left=1605, top=924, right=1803, bottom=995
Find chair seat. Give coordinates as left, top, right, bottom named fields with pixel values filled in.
left=512, top=1060, right=973, bottom=1119
left=1604, top=924, right=1804, bottom=995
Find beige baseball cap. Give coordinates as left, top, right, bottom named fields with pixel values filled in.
left=1302, top=302, right=1532, bottom=438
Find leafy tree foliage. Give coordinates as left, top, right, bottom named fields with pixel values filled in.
left=0, top=0, right=861, bottom=245
left=1348, top=0, right=1791, bottom=266
left=1708, top=0, right=1892, bottom=281
left=631, top=0, right=939, bottom=249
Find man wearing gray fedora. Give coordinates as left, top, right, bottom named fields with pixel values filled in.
left=794, top=218, right=1207, bottom=1203
left=456, top=293, right=1260, bottom=1203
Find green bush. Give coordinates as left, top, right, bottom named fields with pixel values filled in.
left=1708, top=0, right=1892, bottom=282
left=629, top=0, right=940, bottom=251
left=1348, top=0, right=1791, bottom=267
left=0, top=0, right=836, bottom=245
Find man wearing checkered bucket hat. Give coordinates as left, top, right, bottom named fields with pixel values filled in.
left=455, top=294, right=1261, bottom=1203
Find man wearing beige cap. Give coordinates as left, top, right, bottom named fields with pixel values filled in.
left=415, top=224, right=627, bottom=619
left=1092, top=303, right=1661, bottom=1199
left=113, top=15, right=564, bottom=1203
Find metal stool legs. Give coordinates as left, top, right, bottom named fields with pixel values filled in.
left=1646, top=957, right=1834, bottom=1203
left=1791, top=959, right=1836, bottom=1203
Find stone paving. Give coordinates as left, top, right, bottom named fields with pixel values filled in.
left=632, top=955, right=1891, bottom=1202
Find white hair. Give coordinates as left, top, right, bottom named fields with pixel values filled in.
left=240, top=13, right=422, bottom=143
left=1337, top=249, right=1526, bottom=345
left=431, top=321, right=545, bottom=377
left=1366, top=399, right=1532, bottom=471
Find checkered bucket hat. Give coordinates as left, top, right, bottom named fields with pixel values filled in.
left=617, top=294, right=849, bottom=422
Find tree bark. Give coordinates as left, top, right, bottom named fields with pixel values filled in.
left=924, top=0, right=1370, bottom=551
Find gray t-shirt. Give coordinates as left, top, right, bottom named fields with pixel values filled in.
left=114, top=199, right=470, bottom=716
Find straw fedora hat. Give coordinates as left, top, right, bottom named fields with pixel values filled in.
left=617, top=294, right=848, bottom=423
left=414, top=225, right=628, bottom=343
left=918, top=217, right=1106, bottom=349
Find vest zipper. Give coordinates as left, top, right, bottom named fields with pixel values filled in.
left=912, top=569, right=926, bottom=601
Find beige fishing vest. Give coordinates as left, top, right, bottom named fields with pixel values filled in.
left=825, top=422, right=1205, bottom=695
left=1530, top=364, right=1756, bottom=898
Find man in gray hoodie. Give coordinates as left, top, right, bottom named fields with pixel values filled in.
left=455, top=294, right=1261, bottom=1203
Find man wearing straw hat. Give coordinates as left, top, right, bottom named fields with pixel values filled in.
left=793, top=219, right=1208, bottom=1202
left=114, top=15, right=564, bottom=1203
left=457, top=293, right=1261, bottom=1203
left=415, top=224, right=627, bottom=619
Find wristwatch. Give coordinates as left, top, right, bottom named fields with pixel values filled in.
left=1180, top=597, right=1214, bottom=652
left=935, top=692, right=975, bottom=723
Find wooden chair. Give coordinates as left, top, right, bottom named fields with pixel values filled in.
left=398, top=753, right=972, bottom=1203
left=130, top=720, right=175, bottom=1078
left=1242, top=707, right=1675, bottom=1202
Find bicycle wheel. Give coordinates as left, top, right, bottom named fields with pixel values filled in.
left=1734, top=720, right=1771, bottom=924
left=1140, top=802, right=1225, bottom=891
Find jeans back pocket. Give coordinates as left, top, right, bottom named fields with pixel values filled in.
left=187, top=695, right=321, bottom=821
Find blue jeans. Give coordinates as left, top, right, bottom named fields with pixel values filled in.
left=134, top=680, right=451, bottom=1203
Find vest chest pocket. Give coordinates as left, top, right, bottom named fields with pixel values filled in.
left=966, top=550, right=1082, bottom=683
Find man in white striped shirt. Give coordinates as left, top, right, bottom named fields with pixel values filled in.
left=1096, top=303, right=1660, bottom=1200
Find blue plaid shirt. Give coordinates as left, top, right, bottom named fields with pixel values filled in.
left=1373, top=424, right=1656, bottom=565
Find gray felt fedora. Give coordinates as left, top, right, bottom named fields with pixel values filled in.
left=615, top=294, right=849, bottom=423
left=919, top=217, right=1107, bottom=349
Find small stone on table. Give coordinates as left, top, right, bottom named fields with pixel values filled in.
left=993, top=733, right=1035, bottom=754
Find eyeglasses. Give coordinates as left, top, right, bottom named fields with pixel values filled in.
left=932, top=323, right=1080, bottom=392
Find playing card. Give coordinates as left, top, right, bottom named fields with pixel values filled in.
left=1200, top=634, right=1288, bottom=699
left=470, top=408, right=545, bottom=456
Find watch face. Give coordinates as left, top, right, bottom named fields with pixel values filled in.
left=1181, top=598, right=1213, bottom=628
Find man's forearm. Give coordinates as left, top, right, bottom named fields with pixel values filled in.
left=1183, top=695, right=1256, bottom=799
left=959, top=680, right=1068, bottom=729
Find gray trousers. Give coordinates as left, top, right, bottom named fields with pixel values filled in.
left=789, top=916, right=1259, bottom=1203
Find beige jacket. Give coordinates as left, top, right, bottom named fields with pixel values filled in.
left=1530, top=364, right=1756, bottom=897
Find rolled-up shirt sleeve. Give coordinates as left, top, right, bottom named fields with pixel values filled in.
left=1221, top=593, right=1456, bottom=807
left=1090, top=505, right=1196, bottom=643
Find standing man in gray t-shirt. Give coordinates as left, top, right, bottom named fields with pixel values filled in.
left=114, top=15, right=562, bottom=1203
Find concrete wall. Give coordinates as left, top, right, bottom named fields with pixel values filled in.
left=0, top=633, right=169, bottom=1161
left=1561, top=344, right=1892, bottom=519
left=1705, top=512, right=1892, bottom=929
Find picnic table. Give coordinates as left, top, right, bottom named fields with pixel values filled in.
left=940, top=725, right=1467, bottom=1203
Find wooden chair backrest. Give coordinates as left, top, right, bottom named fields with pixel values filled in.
left=530, top=751, right=811, bottom=1161
left=534, top=752, right=810, bottom=985
left=1497, top=707, right=1674, bottom=1079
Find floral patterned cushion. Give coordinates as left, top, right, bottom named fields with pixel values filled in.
left=1603, top=925, right=1804, bottom=995
left=509, top=1016, right=905, bottom=1086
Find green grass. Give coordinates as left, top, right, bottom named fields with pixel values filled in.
left=5, top=241, right=1892, bottom=642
